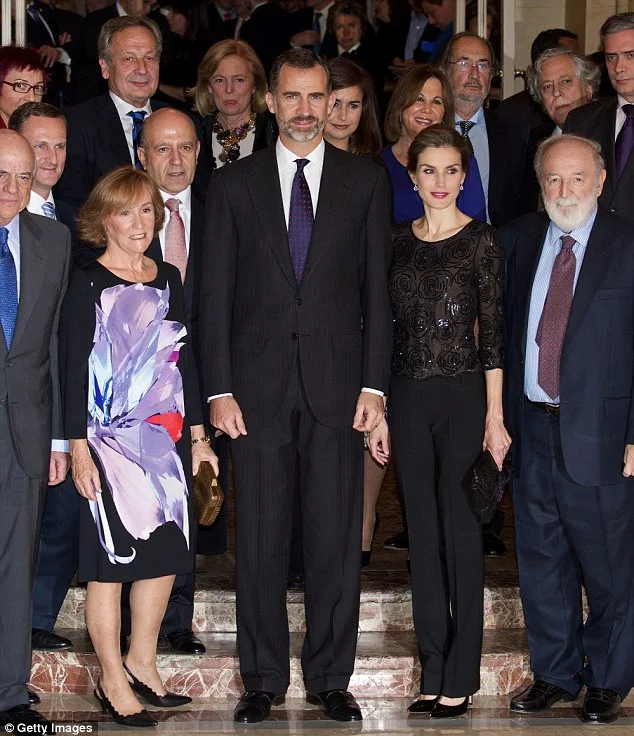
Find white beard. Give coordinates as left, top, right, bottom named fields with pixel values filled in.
left=543, top=193, right=597, bottom=232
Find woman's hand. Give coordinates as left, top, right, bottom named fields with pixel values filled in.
left=69, top=439, right=101, bottom=501
left=483, top=415, right=512, bottom=471
left=192, top=441, right=220, bottom=477
left=368, top=418, right=390, bottom=466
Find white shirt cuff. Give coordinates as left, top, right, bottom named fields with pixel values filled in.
left=51, top=439, right=70, bottom=452
left=208, top=393, right=233, bottom=402
left=361, top=387, right=384, bottom=397
left=57, top=48, right=71, bottom=65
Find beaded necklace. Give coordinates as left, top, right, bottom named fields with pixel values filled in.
left=213, top=112, right=257, bottom=164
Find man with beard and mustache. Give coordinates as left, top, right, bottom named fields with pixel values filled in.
left=199, top=47, right=392, bottom=725
left=502, top=134, right=634, bottom=725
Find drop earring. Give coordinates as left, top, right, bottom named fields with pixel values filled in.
left=460, top=184, right=464, bottom=190
left=413, top=184, right=418, bottom=191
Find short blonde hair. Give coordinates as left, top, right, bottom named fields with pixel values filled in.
left=76, top=166, right=165, bottom=248
left=189, top=40, right=267, bottom=117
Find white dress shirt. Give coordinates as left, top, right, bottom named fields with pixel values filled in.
left=27, top=190, right=56, bottom=219
left=337, top=42, right=360, bottom=56
left=315, top=1, right=333, bottom=39
left=116, top=0, right=127, bottom=15
left=3, top=213, right=67, bottom=451
left=109, top=91, right=153, bottom=166
left=158, top=187, right=192, bottom=256
left=614, top=94, right=631, bottom=140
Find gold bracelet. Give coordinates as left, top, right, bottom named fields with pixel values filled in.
left=191, top=436, right=211, bottom=447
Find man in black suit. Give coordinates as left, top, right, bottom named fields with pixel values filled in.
left=208, top=0, right=238, bottom=40
left=564, top=12, right=634, bottom=222
left=200, top=48, right=392, bottom=724
left=0, top=129, right=71, bottom=729
left=132, top=108, right=208, bottom=655
left=504, top=134, right=634, bottom=725
left=55, top=15, right=163, bottom=220
left=237, top=0, right=291, bottom=75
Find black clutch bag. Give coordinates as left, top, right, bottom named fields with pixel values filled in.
left=466, top=450, right=512, bottom=525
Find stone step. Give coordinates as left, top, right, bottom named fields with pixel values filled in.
left=29, top=629, right=530, bottom=698
left=57, top=570, right=523, bottom=633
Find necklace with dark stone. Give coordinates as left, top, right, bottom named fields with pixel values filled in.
left=213, top=112, right=257, bottom=163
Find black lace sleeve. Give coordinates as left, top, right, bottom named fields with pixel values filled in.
left=474, top=226, right=504, bottom=371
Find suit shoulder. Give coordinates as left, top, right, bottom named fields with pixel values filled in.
left=499, top=212, right=546, bottom=243
left=566, top=98, right=615, bottom=129
left=64, top=95, right=107, bottom=123
left=22, top=211, right=70, bottom=241
left=328, top=146, right=385, bottom=182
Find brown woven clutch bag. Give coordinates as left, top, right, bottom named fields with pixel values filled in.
left=193, top=461, right=224, bottom=526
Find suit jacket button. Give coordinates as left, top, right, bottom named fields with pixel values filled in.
left=610, top=207, right=616, bottom=213
left=296, top=297, right=303, bottom=305
left=291, top=332, right=298, bottom=340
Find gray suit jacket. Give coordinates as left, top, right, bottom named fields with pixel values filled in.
left=0, top=211, right=71, bottom=478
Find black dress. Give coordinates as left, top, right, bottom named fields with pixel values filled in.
left=61, top=261, right=203, bottom=583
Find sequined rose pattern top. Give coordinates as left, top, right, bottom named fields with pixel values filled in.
left=389, top=219, right=504, bottom=380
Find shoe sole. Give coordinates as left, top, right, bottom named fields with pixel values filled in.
left=581, top=712, right=619, bottom=724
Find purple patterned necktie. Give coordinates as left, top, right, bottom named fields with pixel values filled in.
left=535, top=235, right=576, bottom=400
left=615, top=104, right=634, bottom=181
left=288, top=158, right=313, bottom=282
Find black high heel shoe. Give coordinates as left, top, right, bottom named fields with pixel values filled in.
left=429, top=697, right=469, bottom=718
left=407, top=695, right=439, bottom=713
left=94, top=681, right=157, bottom=728
left=123, top=663, right=192, bottom=707
left=362, top=514, right=380, bottom=568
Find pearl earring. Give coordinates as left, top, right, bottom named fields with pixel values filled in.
left=413, top=184, right=418, bottom=191
left=460, top=184, right=464, bottom=191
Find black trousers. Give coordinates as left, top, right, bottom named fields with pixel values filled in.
left=390, top=373, right=485, bottom=697
left=231, top=366, right=364, bottom=695
left=514, top=401, right=634, bottom=697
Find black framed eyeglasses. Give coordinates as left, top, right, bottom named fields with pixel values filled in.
left=2, top=80, right=48, bottom=96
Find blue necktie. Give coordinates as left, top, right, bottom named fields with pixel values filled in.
left=41, top=201, right=56, bottom=219
left=312, top=11, right=323, bottom=53
left=457, top=120, right=487, bottom=222
left=127, top=110, right=147, bottom=169
left=288, top=159, right=313, bottom=282
left=0, top=227, right=18, bottom=350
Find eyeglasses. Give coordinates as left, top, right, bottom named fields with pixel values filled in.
left=2, top=80, right=48, bottom=96
left=448, top=60, right=491, bottom=72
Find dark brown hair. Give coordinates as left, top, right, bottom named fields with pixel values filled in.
left=327, top=1, right=368, bottom=34
left=76, top=166, right=165, bottom=248
left=269, top=48, right=330, bottom=94
left=383, top=65, right=454, bottom=143
left=406, top=124, right=470, bottom=174
left=327, top=57, right=381, bottom=156
left=8, top=101, right=66, bottom=132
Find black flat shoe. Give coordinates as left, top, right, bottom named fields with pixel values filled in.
left=362, top=514, right=379, bottom=568
left=0, top=705, right=50, bottom=727
left=510, top=680, right=576, bottom=712
left=94, top=681, right=157, bottom=728
left=31, top=628, right=72, bottom=650
left=407, top=695, right=439, bottom=713
left=287, top=573, right=305, bottom=590
left=429, top=698, right=469, bottom=718
left=306, top=689, right=362, bottom=721
left=234, top=691, right=285, bottom=723
left=383, top=527, right=408, bottom=550
left=164, top=629, right=206, bottom=654
left=582, top=688, right=621, bottom=724
left=27, top=689, right=41, bottom=706
left=123, top=663, right=191, bottom=707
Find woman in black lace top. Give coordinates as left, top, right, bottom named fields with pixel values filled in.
left=370, top=126, right=511, bottom=717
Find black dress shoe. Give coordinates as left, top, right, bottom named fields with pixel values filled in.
left=483, top=531, right=507, bottom=556
left=362, top=514, right=379, bottom=568
left=306, top=689, right=362, bottom=721
left=383, top=527, right=408, bottom=550
left=123, top=663, right=192, bottom=707
left=27, top=689, right=41, bottom=706
left=164, top=629, right=206, bottom=654
left=234, top=691, right=285, bottom=723
left=120, top=634, right=129, bottom=656
left=287, top=573, right=305, bottom=590
left=407, top=695, right=439, bottom=713
left=31, top=628, right=72, bottom=650
left=582, top=688, right=621, bottom=724
left=0, top=704, right=50, bottom=726
left=510, top=680, right=577, bottom=713
left=429, top=698, right=469, bottom=718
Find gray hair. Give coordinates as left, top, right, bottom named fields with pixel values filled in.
left=98, top=16, right=162, bottom=65
left=526, top=47, right=600, bottom=105
left=600, top=12, right=634, bottom=40
left=534, top=134, right=605, bottom=180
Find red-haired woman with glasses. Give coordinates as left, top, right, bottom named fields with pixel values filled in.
left=0, top=47, right=47, bottom=128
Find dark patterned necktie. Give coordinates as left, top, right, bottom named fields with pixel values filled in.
left=127, top=110, right=147, bottom=169
left=458, top=119, right=476, bottom=158
left=288, top=158, right=313, bottom=282
left=535, top=235, right=576, bottom=400
left=0, top=227, right=18, bottom=350
left=615, top=104, right=634, bottom=181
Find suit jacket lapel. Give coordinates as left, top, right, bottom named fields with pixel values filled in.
left=101, top=94, right=132, bottom=167
left=597, top=98, right=618, bottom=196
left=247, top=147, right=296, bottom=287
left=484, top=110, right=504, bottom=207
left=12, top=212, right=45, bottom=351
left=564, top=210, right=614, bottom=344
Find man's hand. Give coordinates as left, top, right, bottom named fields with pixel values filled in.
left=210, top=396, right=248, bottom=439
left=623, top=444, right=634, bottom=477
left=290, top=30, right=321, bottom=47
left=388, top=57, right=416, bottom=75
left=367, top=418, right=390, bottom=465
left=38, top=45, right=62, bottom=67
left=48, top=451, right=69, bottom=485
left=352, top=391, right=385, bottom=433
